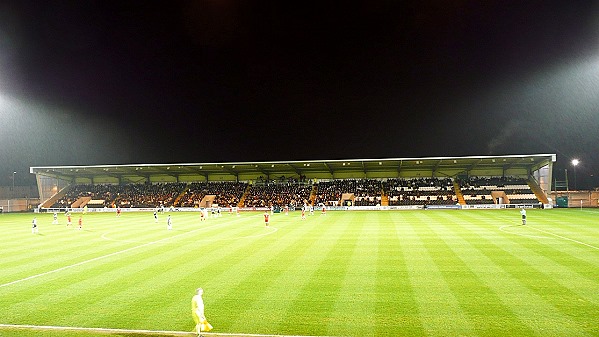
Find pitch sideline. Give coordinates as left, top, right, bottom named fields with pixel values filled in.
left=0, top=323, right=335, bottom=337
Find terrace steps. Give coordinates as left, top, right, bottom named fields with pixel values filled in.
left=453, top=181, right=466, bottom=205
left=237, top=184, right=252, bottom=207
left=381, top=189, right=389, bottom=206
left=528, top=178, right=549, bottom=204
left=71, top=196, right=91, bottom=208
left=42, top=186, right=69, bottom=208
left=309, top=184, right=317, bottom=205
left=173, top=185, right=190, bottom=207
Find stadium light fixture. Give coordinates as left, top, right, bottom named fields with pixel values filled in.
left=571, top=159, right=580, bottom=190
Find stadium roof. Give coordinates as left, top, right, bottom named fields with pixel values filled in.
left=30, top=154, right=556, bottom=182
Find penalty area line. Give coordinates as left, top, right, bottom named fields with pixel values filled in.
left=0, top=323, right=338, bottom=337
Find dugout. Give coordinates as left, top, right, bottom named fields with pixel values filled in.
left=30, top=154, right=555, bottom=207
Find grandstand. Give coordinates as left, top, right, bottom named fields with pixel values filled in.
left=30, top=154, right=555, bottom=211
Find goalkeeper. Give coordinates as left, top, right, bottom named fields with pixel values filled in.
left=191, top=288, right=213, bottom=336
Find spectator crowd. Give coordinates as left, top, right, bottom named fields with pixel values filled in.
left=49, top=176, right=539, bottom=209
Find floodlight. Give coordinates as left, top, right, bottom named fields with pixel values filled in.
left=571, top=159, right=580, bottom=190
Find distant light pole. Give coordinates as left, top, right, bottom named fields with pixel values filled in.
left=571, top=159, right=579, bottom=190
left=10, top=171, right=16, bottom=212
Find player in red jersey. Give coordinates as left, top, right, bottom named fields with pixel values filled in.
left=264, top=211, right=270, bottom=226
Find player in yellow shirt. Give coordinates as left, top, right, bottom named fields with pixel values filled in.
left=191, top=288, right=212, bottom=336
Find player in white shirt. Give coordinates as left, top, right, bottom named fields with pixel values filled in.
left=32, top=217, right=38, bottom=234
left=520, top=208, right=527, bottom=225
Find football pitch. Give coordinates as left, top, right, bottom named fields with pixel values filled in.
left=0, top=209, right=597, bottom=337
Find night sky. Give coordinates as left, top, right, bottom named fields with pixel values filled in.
left=1, top=1, right=598, bottom=187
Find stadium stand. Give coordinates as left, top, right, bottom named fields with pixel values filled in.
left=459, top=177, right=539, bottom=205
left=383, top=178, right=457, bottom=206
left=178, top=182, right=248, bottom=208
left=48, top=176, right=543, bottom=211
left=242, top=182, right=311, bottom=208
left=314, top=179, right=383, bottom=206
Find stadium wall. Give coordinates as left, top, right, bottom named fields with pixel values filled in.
left=550, top=190, right=599, bottom=208
left=0, top=198, right=39, bottom=212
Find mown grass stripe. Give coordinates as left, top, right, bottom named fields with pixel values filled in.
left=215, top=227, right=327, bottom=333
left=324, top=213, right=378, bottom=336
left=448, top=215, right=594, bottom=336
left=467, top=211, right=599, bottom=269
left=429, top=212, right=539, bottom=336
left=438, top=211, right=599, bottom=303
left=373, top=212, right=424, bottom=336
left=401, top=211, right=477, bottom=336
left=212, top=214, right=334, bottom=334
left=273, top=213, right=360, bottom=336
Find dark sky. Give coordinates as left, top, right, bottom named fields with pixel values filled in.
left=1, top=1, right=598, bottom=187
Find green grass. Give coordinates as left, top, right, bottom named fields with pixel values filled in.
left=0, top=209, right=597, bottom=337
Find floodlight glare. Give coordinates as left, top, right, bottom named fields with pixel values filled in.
left=571, top=159, right=579, bottom=166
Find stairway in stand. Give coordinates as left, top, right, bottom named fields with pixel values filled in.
left=309, top=184, right=317, bottom=205
left=528, top=178, right=549, bottom=204
left=453, top=181, right=466, bottom=205
left=237, top=184, right=252, bottom=207
left=173, top=185, right=190, bottom=206
left=42, top=187, right=69, bottom=208
left=381, top=189, right=389, bottom=206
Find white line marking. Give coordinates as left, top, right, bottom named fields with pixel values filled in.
left=0, top=323, right=336, bottom=337
left=525, top=225, right=599, bottom=251
left=1, top=222, right=236, bottom=288
left=498, top=224, right=548, bottom=239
